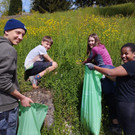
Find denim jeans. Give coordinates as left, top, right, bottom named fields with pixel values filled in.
left=100, top=65, right=117, bottom=120
left=100, top=65, right=116, bottom=95
left=0, top=107, right=18, bottom=135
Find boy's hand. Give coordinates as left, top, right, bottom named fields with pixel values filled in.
left=11, top=89, right=34, bottom=107
left=20, top=96, right=34, bottom=107
left=85, top=63, right=95, bottom=70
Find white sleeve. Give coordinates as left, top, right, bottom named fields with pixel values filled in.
left=38, top=45, right=47, bottom=55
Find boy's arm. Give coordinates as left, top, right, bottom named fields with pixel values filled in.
left=11, top=89, right=34, bottom=107
left=43, top=54, right=54, bottom=62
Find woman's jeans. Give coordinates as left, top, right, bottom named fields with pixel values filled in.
left=0, top=107, right=18, bottom=135
left=100, top=65, right=117, bottom=120
left=100, top=65, right=116, bottom=95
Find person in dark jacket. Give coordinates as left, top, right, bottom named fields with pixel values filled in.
left=0, top=19, right=33, bottom=135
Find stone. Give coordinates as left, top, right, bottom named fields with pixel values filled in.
left=23, top=88, right=54, bottom=128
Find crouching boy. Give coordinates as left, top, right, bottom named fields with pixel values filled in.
left=24, top=36, right=58, bottom=89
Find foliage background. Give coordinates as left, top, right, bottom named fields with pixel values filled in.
left=8, top=0, right=22, bottom=15
left=0, top=2, right=135, bottom=135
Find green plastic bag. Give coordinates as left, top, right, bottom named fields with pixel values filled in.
left=17, top=102, right=48, bottom=135
left=81, top=66, right=103, bottom=135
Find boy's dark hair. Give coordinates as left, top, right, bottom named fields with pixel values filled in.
left=42, top=36, right=53, bottom=45
left=121, top=43, right=135, bottom=52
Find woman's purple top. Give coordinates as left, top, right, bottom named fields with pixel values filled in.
left=85, top=44, right=113, bottom=66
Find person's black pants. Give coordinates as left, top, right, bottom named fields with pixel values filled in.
left=117, top=102, right=135, bottom=135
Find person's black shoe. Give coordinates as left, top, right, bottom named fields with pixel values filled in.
left=110, top=124, right=122, bottom=135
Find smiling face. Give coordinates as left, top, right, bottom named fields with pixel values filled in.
left=4, top=28, right=25, bottom=45
left=42, top=41, right=51, bottom=51
left=121, top=47, right=135, bottom=63
left=88, top=37, right=96, bottom=49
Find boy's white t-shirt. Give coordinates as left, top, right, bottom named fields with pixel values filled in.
left=24, top=45, right=47, bottom=68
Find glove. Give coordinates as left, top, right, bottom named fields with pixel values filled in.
left=85, top=63, right=95, bottom=70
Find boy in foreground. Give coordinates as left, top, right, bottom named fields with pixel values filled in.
left=24, top=36, right=58, bottom=89
left=0, top=19, right=33, bottom=135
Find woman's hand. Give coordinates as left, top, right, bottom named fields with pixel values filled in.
left=85, top=63, right=95, bottom=70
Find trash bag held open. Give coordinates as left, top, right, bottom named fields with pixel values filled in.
left=17, top=102, right=48, bottom=135
left=81, top=66, right=103, bottom=135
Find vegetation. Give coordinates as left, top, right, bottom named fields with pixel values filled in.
left=0, top=0, right=134, bottom=16
left=32, top=0, right=72, bottom=13
left=31, top=0, right=135, bottom=13
left=76, top=2, right=135, bottom=17
left=0, top=0, right=10, bottom=16
left=0, top=2, right=135, bottom=135
left=75, top=0, right=135, bottom=7
left=8, top=0, right=22, bottom=15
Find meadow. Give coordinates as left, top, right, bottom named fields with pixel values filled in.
left=0, top=2, right=135, bottom=135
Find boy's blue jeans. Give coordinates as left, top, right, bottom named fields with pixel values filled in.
left=0, top=107, right=18, bottom=135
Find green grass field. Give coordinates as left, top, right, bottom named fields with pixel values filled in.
left=0, top=2, right=135, bottom=135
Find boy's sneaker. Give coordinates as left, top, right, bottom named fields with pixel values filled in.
left=29, top=76, right=39, bottom=89
left=110, top=124, right=122, bottom=135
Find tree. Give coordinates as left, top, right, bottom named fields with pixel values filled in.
left=74, top=0, right=134, bottom=7
left=0, top=0, right=10, bottom=15
left=96, top=0, right=127, bottom=6
left=32, top=0, right=72, bottom=13
left=8, top=0, right=22, bottom=15
left=75, top=0, right=93, bottom=7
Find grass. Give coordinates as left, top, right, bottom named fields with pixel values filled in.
left=0, top=2, right=135, bottom=135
